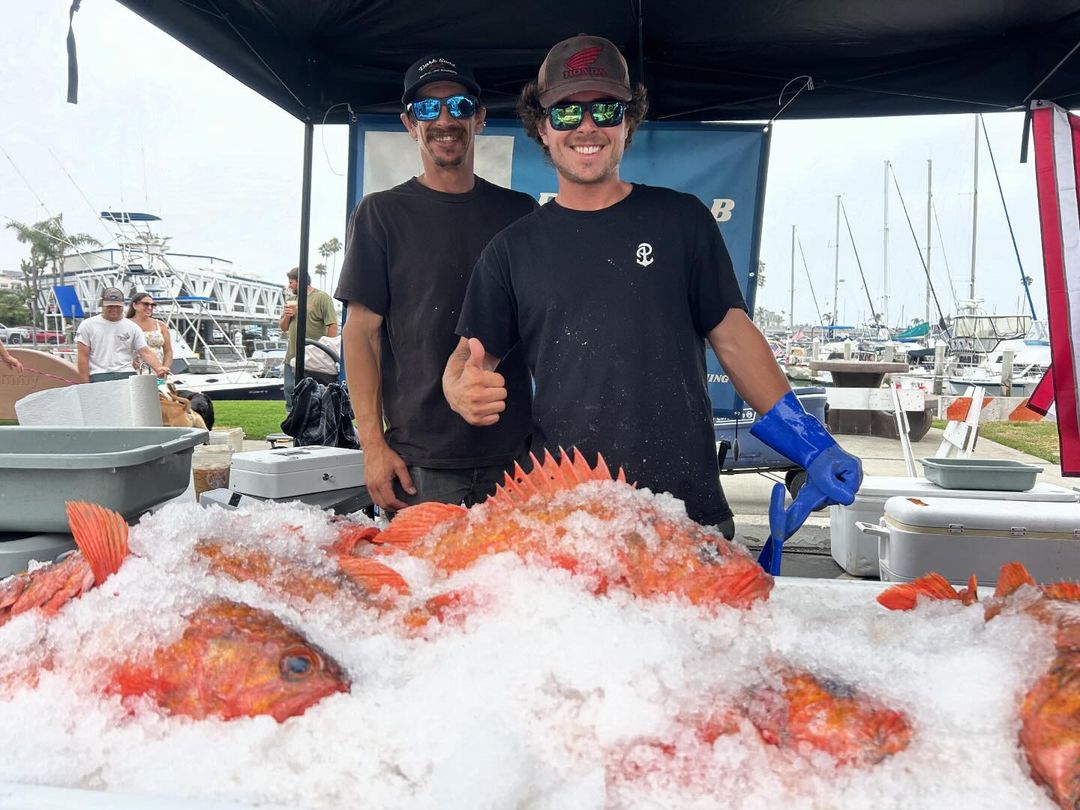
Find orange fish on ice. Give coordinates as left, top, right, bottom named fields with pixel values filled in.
left=0, top=502, right=349, bottom=722
left=361, top=450, right=772, bottom=610
left=879, top=562, right=1080, bottom=809
left=614, top=667, right=913, bottom=787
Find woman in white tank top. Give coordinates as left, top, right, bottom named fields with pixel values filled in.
left=126, top=291, right=173, bottom=371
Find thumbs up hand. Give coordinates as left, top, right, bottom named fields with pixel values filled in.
left=443, top=337, right=508, bottom=426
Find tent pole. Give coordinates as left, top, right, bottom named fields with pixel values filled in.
left=295, top=120, right=314, bottom=383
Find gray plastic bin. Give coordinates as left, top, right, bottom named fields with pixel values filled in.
left=918, top=457, right=1042, bottom=492
left=0, top=427, right=208, bottom=533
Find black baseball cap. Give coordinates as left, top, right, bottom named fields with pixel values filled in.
left=402, top=55, right=481, bottom=105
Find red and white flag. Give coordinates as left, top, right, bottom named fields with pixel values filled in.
left=1032, top=102, right=1080, bottom=475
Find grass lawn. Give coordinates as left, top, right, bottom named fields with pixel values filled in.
left=213, top=400, right=288, bottom=441
left=3, top=401, right=289, bottom=439
left=932, top=419, right=1062, bottom=464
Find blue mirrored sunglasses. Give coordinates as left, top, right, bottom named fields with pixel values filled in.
left=407, top=95, right=479, bottom=121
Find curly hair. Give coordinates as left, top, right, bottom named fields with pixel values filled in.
left=516, top=80, right=649, bottom=159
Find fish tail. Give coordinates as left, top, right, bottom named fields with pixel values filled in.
left=64, top=501, right=129, bottom=586
left=994, top=562, right=1036, bottom=598
left=374, top=502, right=466, bottom=547
left=337, top=555, right=410, bottom=596
left=877, top=572, right=963, bottom=610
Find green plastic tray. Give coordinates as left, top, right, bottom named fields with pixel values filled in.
left=0, top=427, right=208, bottom=533
left=918, top=457, right=1042, bottom=492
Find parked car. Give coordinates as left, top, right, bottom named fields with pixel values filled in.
left=0, top=323, right=31, bottom=344
left=32, top=328, right=65, bottom=344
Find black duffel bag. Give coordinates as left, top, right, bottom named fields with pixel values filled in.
left=280, top=375, right=359, bottom=449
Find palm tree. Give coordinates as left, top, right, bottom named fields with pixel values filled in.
left=319, top=237, right=343, bottom=295
left=6, top=214, right=99, bottom=342
left=315, top=262, right=327, bottom=291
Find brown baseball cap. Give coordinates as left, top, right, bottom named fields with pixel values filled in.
left=538, top=35, right=631, bottom=108
left=100, top=287, right=125, bottom=307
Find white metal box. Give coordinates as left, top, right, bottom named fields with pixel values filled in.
left=867, top=496, right=1080, bottom=586
left=829, top=476, right=1078, bottom=577
left=229, top=446, right=364, bottom=498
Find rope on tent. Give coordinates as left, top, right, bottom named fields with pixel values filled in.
left=206, top=0, right=306, bottom=111
left=767, top=76, right=814, bottom=128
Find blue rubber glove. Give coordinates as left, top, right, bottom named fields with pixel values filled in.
left=750, top=391, right=862, bottom=506
left=759, top=479, right=828, bottom=575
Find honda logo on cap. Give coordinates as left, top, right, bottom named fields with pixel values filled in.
left=563, top=47, right=606, bottom=78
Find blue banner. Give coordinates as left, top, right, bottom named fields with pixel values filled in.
left=349, top=117, right=769, bottom=419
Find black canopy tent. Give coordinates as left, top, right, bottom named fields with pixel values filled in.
left=106, top=0, right=1080, bottom=380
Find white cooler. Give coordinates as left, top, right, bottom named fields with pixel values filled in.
left=229, top=446, right=364, bottom=498
left=830, top=476, right=1078, bottom=577
left=860, top=496, right=1080, bottom=586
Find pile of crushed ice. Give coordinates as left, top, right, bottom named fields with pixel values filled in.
left=0, top=498, right=1061, bottom=809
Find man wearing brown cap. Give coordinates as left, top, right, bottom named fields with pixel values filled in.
left=335, top=54, right=537, bottom=514
left=75, top=287, right=169, bottom=384
left=445, top=35, right=862, bottom=535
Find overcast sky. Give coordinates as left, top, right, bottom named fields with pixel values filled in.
left=1, top=1, right=1048, bottom=327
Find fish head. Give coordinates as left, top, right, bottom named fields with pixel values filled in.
left=131, top=600, right=350, bottom=722
left=1020, top=652, right=1080, bottom=808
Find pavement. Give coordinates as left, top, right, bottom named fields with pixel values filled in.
left=721, top=427, right=1073, bottom=580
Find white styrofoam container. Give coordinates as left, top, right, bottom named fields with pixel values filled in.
left=229, top=446, right=364, bottom=498
left=866, top=496, right=1080, bottom=586
left=830, top=476, right=1078, bottom=577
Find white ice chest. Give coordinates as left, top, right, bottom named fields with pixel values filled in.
left=830, top=475, right=1079, bottom=577
left=866, top=496, right=1080, bottom=586
left=229, top=446, right=364, bottom=499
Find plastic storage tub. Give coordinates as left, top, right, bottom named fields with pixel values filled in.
left=829, top=476, right=1078, bottom=576
left=0, top=427, right=207, bottom=533
left=863, top=496, right=1080, bottom=585
left=919, top=457, right=1042, bottom=491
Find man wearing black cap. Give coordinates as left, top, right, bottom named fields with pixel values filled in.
left=75, top=287, right=169, bottom=384
left=445, top=35, right=862, bottom=536
left=335, top=55, right=537, bottom=514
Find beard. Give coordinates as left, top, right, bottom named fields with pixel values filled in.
left=549, top=139, right=623, bottom=185
left=425, top=126, right=468, bottom=168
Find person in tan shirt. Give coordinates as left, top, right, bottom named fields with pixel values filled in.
left=280, top=267, right=337, bottom=409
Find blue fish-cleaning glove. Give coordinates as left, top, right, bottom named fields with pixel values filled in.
left=750, top=391, right=863, bottom=508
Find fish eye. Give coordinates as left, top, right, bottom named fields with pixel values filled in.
left=280, top=647, right=321, bottom=681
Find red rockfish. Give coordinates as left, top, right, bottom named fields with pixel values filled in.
left=363, top=450, right=773, bottom=610
left=0, top=502, right=349, bottom=722
left=879, top=562, right=1080, bottom=809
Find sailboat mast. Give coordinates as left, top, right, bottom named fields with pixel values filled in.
left=833, top=194, right=840, bottom=327
left=925, top=160, right=933, bottom=326
left=883, top=160, right=890, bottom=327
left=970, top=116, right=979, bottom=300
left=790, top=225, right=796, bottom=328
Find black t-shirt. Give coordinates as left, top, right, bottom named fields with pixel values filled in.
left=335, top=176, right=537, bottom=468
left=456, top=184, right=747, bottom=525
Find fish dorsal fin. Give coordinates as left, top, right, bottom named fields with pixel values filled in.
left=490, top=449, right=628, bottom=510
left=375, top=502, right=466, bottom=547
left=877, top=572, right=961, bottom=611
left=337, top=555, right=410, bottom=595
left=65, top=501, right=130, bottom=586
left=995, top=562, right=1036, bottom=598
left=1041, top=582, right=1080, bottom=601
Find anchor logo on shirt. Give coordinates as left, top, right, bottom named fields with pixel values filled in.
left=635, top=243, right=654, bottom=267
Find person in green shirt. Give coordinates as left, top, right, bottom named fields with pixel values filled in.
left=280, top=266, right=338, bottom=409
